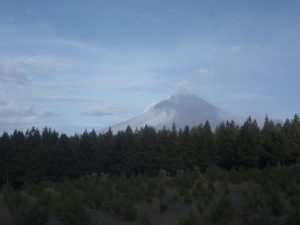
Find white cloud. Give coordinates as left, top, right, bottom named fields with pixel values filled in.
left=227, top=44, right=259, bottom=54
left=82, top=106, right=128, bottom=117
left=0, top=62, right=27, bottom=84
left=0, top=98, right=63, bottom=128
left=11, top=55, right=71, bottom=70
left=0, top=55, right=71, bottom=84
left=173, top=80, right=190, bottom=96
left=194, top=68, right=214, bottom=77
left=0, top=100, right=39, bottom=126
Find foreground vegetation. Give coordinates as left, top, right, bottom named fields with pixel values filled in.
left=1, top=166, right=299, bottom=225
left=0, top=115, right=299, bottom=224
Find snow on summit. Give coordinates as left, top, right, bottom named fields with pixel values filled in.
left=110, top=92, right=233, bottom=133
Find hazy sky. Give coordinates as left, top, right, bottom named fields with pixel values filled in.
left=0, top=0, right=299, bottom=133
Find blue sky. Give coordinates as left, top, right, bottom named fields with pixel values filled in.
left=0, top=0, right=299, bottom=133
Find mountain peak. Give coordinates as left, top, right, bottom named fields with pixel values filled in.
left=110, top=94, right=233, bottom=133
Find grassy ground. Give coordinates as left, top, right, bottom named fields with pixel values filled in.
left=1, top=166, right=299, bottom=225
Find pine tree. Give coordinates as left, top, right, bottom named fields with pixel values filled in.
left=261, top=116, right=284, bottom=166
left=0, top=132, right=12, bottom=186
left=237, top=117, right=262, bottom=168
left=215, top=121, right=239, bottom=169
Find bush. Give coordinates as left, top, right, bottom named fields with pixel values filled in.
left=208, top=181, right=215, bottom=192
left=210, top=196, right=233, bottom=225
left=159, top=200, right=168, bottom=213
left=196, top=200, right=204, bottom=213
left=201, top=187, right=214, bottom=201
left=228, top=169, right=241, bottom=184
left=127, top=187, right=140, bottom=202
left=3, top=187, right=50, bottom=225
left=266, top=190, right=284, bottom=216
left=120, top=200, right=137, bottom=221
left=246, top=208, right=281, bottom=225
left=139, top=209, right=153, bottom=225
left=38, top=192, right=52, bottom=206
left=241, top=188, right=265, bottom=218
left=179, top=211, right=200, bottom=225
left=286, top=181, right=300, bottom=197
left=184, top=192, right=193, bottom=205
left=192, top=188, right=199, bottom=197
left=286, top=207, right=300, bottom=225
left=13, top=204, right=49, bottom=225
left=51, top=194, right=91, bottom=225
left=195, top=180, right=204, bottom=191
left=3, top=187, right=23, bottom=213
left=111, top=197, right=123, bottom=215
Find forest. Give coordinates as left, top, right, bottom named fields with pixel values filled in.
left=0, top=115, right=299, bottom=225
left=0, top=115, right=299, bottom=186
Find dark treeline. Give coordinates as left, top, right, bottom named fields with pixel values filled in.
left=0, top=115, right=299, bottom=187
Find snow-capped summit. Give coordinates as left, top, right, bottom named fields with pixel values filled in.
left=110, top=93, right=233, bottom=133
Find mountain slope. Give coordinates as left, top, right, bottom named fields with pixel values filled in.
left=110, top=93, right=233, bottom=133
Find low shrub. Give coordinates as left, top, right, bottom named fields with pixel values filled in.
left=286, top=207, right=300, bottom=225
left=196, top=200, right=204, bottom=213
left=3, top=188, right=49, bottom=225
left=183, top=191, right=193, bottom=205
left=210, top=196, right=233, bottom=225
left=139, top=209, right=153, bottom=225
left=120, top=200, right=137, bottom=221
left=245, top=208, right=282, bottom=225
left=13, top=204, right=49, bottom=225
left=159, top=200, right=168, bottom=213
left=51, top=194, right=91, bottom=225
left=179, top=211, right=200, bottom=225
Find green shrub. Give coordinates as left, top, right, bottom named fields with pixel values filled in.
left=3, top=187, right=50, bottom=225
left=170, top=193, right=180, bottom=203
left=115, top=176, right=129, bottom=194
left=3, top=187, right=23, bottom=213
left=246, top=208, right=281, bottom=225
left=127, top=185, right=145, bottom=202
left=120, top=200, right=137, bottom=221
left=159, top=200, right=168, bottom=213
left=179, top=211, right=200, bottom=225
left=179, top=187, right=186, bottom=197
left=196, top=201, right=204, bottom=213
left=51, top=194, right=91, bottom=225
left=13, top=204, right=49, bottom=225
left=245, top=168, right=266, bottom=185
left=201, top=187, right=214, bottom=201
left=139, top=209, right=153, bottom=225
left=241, top=189, right=265, bottom=218
left=266, top=190, right=284, bottom=216
left=24, top=183, right=43, bottom=198
left=289, top=196, right=300, bottom=207
left=286, top=181, right=300, bottom=197
left=228, top=169, right=241, bottom=184
left=204, top=198, right=210, bottom=206
left=195, top=180, right=204, bottom=191
left=208, top=181, right=215, bottom=192
left=210, top=196, right=233, bottom=225
left=286, top=207, right=300, bottom=225
left=111, top=197, right=123, bottom=215
left=38, top=191, right=53, bottom=207
left=192, top=188, right=199, bottom=197
left=184, top=191, right=193, bottom=205
left=157, top=185, right=166, bottom=198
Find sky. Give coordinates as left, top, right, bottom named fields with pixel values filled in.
left=0, top=0, right=300, bottom=134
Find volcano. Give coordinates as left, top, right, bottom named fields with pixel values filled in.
left=110, top=93, right=233, bottom=132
